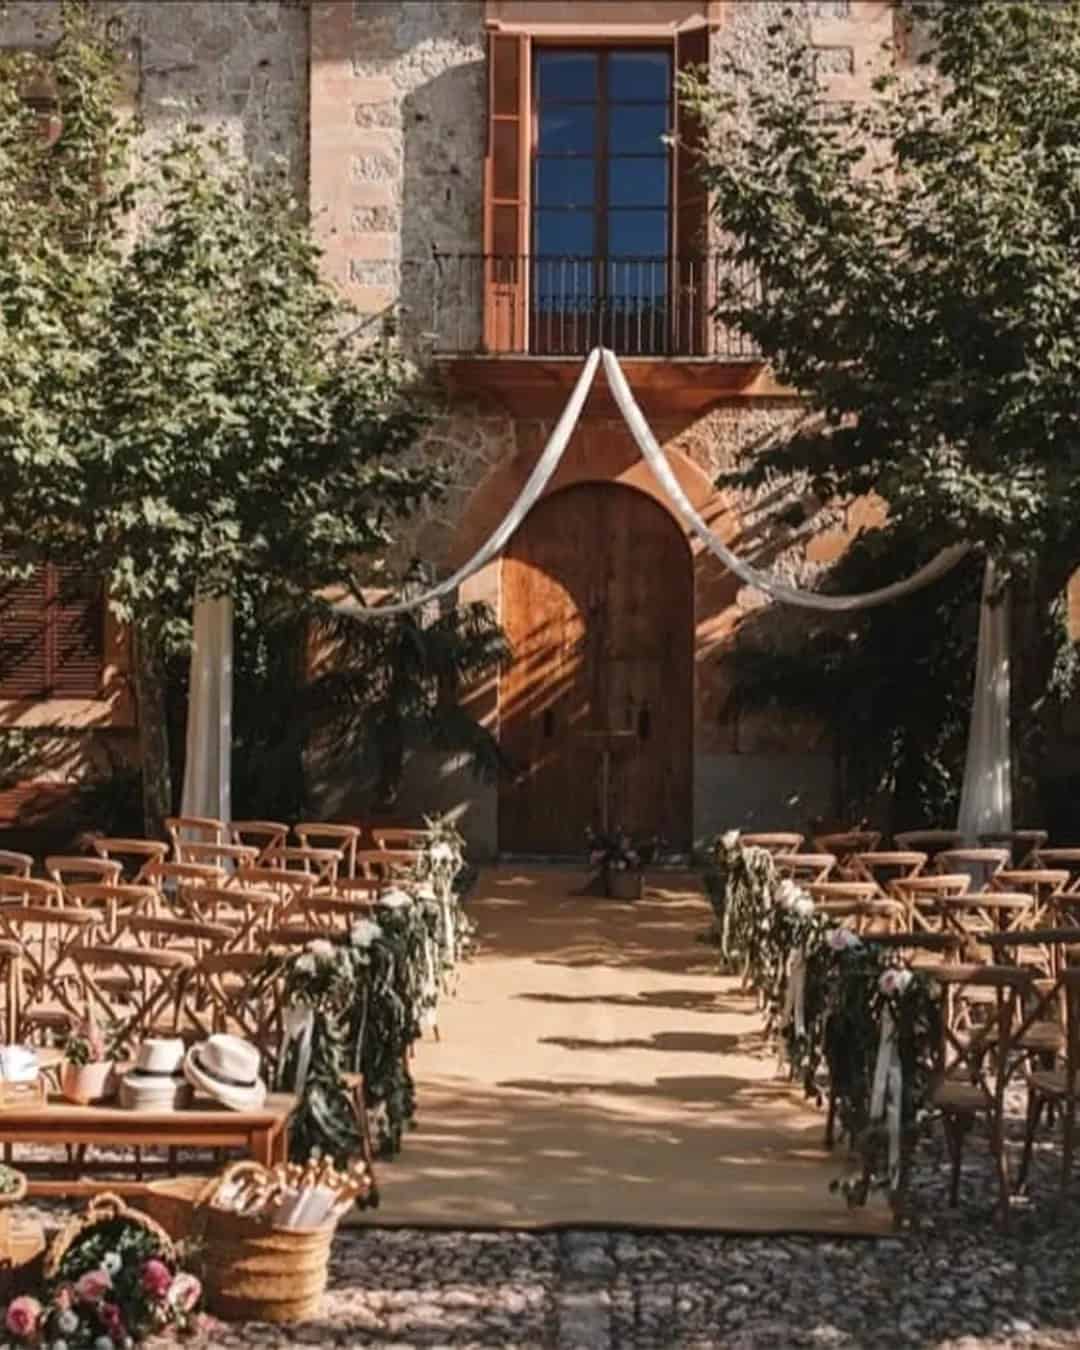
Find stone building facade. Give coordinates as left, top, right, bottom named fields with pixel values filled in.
left=0, top=1, right=917, bottom=853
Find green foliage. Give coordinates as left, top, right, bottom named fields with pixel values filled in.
left=683, top=0, right=1080, bottom=580
left=0, top=6, right=442, bottom=832
left=310, top=581, right=512, bottom=810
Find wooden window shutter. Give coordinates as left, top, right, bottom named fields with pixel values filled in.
left=674, top=25, right=711, bottom=355
left=483, top=31, right=530, bottom=354
left=0, top=568, right=48, bottom=699
left=0, top=565, right=104, bottom=700
left=50, top=566, right=104, bottom=698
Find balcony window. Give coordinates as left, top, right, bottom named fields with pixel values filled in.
left=531, top=48, right=672, bottom=355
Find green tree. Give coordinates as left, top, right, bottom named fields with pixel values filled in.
left=683, top=0, right=1080, bottom=811
left=0, top=5, right=441, bottom=833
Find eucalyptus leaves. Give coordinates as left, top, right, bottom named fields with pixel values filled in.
left=703, top=831, right=943, bottom=1212
left=272, top=817, right=476, bottom=1165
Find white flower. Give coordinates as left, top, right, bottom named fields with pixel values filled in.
left=94, top=1338, right=114, bottom=1350
left=58, top=1309, right=80, bottom=1334
left=295, top=954, right=316, bottom=975
left=429, top=842, right=455, bottom=863
left=350, top=919, right=382, bottom=949
left=101, top=1251, right=122, bottom=1276
left=879, top=967, right=914, bottom=997
left=720, top=829, right=741, bottom=850
left=793, top=895, right=815, bottom=919
left=416, top=882, right=438, bottom=901
left=53, top=1341, right=70, bottom=1350
left=379, top=889, right=415, bottom=911
left=827, top=926, right=861, bottom=952
left=305, top=938, right=335, bottom=960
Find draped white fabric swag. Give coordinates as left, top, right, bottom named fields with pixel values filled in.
left=180, top=348, right=1009, bottom=840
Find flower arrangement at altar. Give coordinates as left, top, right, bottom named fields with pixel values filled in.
left=585, top=826, right=664, bottom=898
left=411, top=815, right=476, bottom=977
left=1, top=1201, right=203, bottom=1348
left=702, top=830, right=944, bottom=1216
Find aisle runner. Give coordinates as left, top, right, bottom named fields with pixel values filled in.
left=350, top=867, right=888, bottom=1235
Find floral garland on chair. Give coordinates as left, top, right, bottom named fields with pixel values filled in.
left=702, top=830, right=943, bottom=1215
left=411, top=814, right=476, bottom=985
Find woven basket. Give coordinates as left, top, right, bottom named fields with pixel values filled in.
left=44, top=1193, right=176, bottom=1281
left=191, top=1162, right=336, bottom=1324
left=144, top=1177, right=203, bottom=1243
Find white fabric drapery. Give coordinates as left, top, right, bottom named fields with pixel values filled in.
left=178, top=346, right=1009, bottom=835
left=180, top=595, right=233, bottom=825
left=956, top=559, right=1012, bottom=841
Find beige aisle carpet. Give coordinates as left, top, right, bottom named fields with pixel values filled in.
left=354, top=867, right=889, bottom=1234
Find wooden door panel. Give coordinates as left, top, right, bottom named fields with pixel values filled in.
left=499, top=483, right=693, bottom=855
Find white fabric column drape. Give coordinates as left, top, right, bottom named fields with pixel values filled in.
left=180, top=595, right=233, bottom=825
left=956, top=559, right=1012, bottom=841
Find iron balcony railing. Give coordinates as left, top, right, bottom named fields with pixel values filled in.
left=398, top=253, right=763, bottom=360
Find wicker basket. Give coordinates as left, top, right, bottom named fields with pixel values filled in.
left=44, top=1193, right=175, bottom=1281
left=190, top=1162, right=336, bottom=1324
left=144, top=1177, right=203, bottom=1243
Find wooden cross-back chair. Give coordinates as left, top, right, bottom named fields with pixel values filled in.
left=356, top=848, right=419, bottom=883
left=227, top=866, right=317, bottom=922
left=812, top=896, right=906, bottom=936
left=180, top=884, right=281, bottom=952
left=263, top=845, right=342, bottom=887
left=173, top=840, right=259, bottom=871
left=68, top=942, right=196, bottom=1057
left=811, top=831, right=882, bottom=874
left=893, top=829, right=963, bottom=860
left=979, top=829, right=1049, bottom=869
left=141, top=861, right=227, bottom=903
left=0, top=851, right=32, bottom=879
left=1032, top=849, right=1080, bottom=894
left=370, top=826, right=432, bottom=851
left=935, top=848, right=1009, bottom=893
left=0, top=904, right=101, bottom=1039
left=772, top=853, right=836, bottom=884
left=90, top=837, right=169, bottom=883
left=0, top=876, right=62, bottom=908
left=294, top=894, right=378, bottom=933
left=164, top=814, right=226, bottom=860
left=1018, top=959, right=1080, bottom=1194
left=991, top=870, right=1068, bottom=928
left=848, top=851, right=927, bottom=895
left=738, top=832, right=805, bottom=856
left=230, top=820, right=289, bottom=865
left=200, top=951, right=285, bottom=1079
left=923, top=962, right=1034, bottom=1224
left=0, top=940, right=21, bottom=1043
left=327, top=875, right=384, bottom=904
left=64, top=884, right=158, bottom=939
left=44, top=856, right=123, bottom=888
left=294, top=824, right=360, bottom=879
left=890, top=874, right=971, bottom=934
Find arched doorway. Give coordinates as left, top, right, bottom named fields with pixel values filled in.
left=498, top=482, right=693, bottom=855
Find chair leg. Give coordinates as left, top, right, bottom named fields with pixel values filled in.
left=943, top=1113, right=965, bottom=1207
left=1063, top=1098, right=1075, bottom=1194
left=824, top=1087, right=838, bottom=1150
left=1019, top=1091, right=1045, bottom=1189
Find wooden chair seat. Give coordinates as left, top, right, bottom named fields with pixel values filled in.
left=772, top=853, right=835, bottom=883
left=738, top=833, right=804, bottom=855
left=0, top=851, right=33, bottom=879
left=931, top=1080, right=988, bottom=1113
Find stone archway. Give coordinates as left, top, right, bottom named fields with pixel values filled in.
left=498, top=481, right=693, bottom=855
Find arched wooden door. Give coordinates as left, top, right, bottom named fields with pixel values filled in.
left=498, top=482, right=693, bottom=855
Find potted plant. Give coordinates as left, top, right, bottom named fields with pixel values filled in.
left=60, top=1014, right=117, bottom=1106
left=586, top=827, right=662, bottom=900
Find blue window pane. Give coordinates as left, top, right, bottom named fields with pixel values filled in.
left=608, top=210, right=668, bottom=258
left=532, top=257, right=598, bottom=306
left=609, top=103, right=668, bottom=156
left=609, top=51, right=670, bottom=102
left=534, top=210, right=596, bottom=257
left=536, top=157, right=595, bottom=209
left=608, top=159, right=668, bottom=209
left=606, top=256, right=668, bottom=301
left=538, top=106, right=596, bottom=155
left=537, top=52, right=597, bottom=102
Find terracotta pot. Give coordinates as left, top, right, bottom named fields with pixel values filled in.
left=604, top=867, right=643, bottom=901
left=60, top=1060, right=117, bottom=1105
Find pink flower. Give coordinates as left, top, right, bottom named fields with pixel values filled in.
left=4, top=1295, right=41, bottom=1339
left=54, top=1284, right=74, bottom=1311
left=168, top=1272, right=202, bottom=1314
left=100, top=1301, right=125, bottom=1336
left=141, top=1257, right=173, bottom=1300
left=76, top=1268, right=112, bottom=1303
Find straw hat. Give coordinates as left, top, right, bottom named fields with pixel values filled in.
left=183, top=1034, right=266, bottom=1112
left=120, top=1038, right=192, bottom=1112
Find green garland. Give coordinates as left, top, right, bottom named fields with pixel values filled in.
left=702, top=831, right=944, bottom=1212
